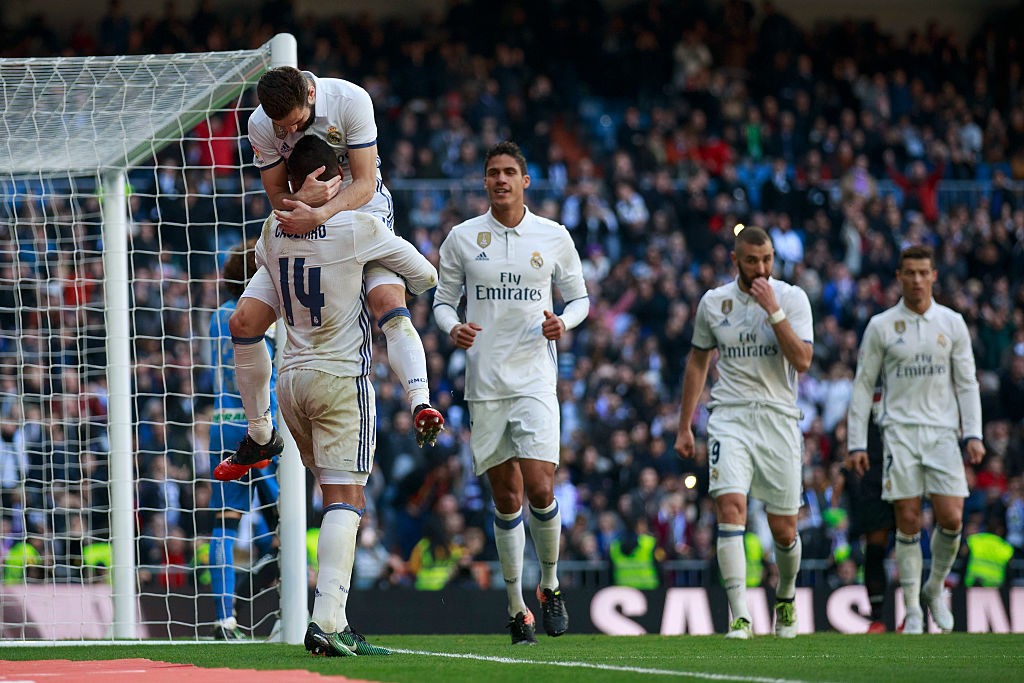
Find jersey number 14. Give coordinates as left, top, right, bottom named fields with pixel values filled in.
left=278, top=257, right=325, bottom=327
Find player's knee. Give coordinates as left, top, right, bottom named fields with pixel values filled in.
left=524, top=482, right=554, bottom=509
left=772, top=528, right=798, bottom=547
left=368, top=285, right=407, bottom=321
left=230, top=301, right=271, bottom=337
left=492, top=490, right=523, bottom=515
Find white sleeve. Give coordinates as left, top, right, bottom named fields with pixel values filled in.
left=559, top=296, right=590, bottom=331
left=691, top=294, right=715, bottom=350
left=951, top=314, right=983, bottom=440
left=552, top=230, right=589, bottom=304
left=785, top=286, right=814, bottom=342
left=247, top=109, right=281, bottom=171
left=847, top=319, right=883, bottom=451
left=343, top=84, right=378, bottom=147
left=433, top=232, right=465, bottom=335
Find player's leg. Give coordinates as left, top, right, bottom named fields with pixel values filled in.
left=766, top=511, right=801, bottom=639
left=921, top=494, right=964, bottom=633
left=517, top=395, right=568, bottom=637
left=753, top=410, right=804, bottom=639
left=208, top=461, right=247, bottom=639
left=864, top=526, right=891, bottom=632
left=883, top=425, right=926, bottom=633
left=893, top=497, right=925, bottom=633
left=920, top=429, right=970, bottom=632
left=715, top=493, right=752, bottom=638
left=216, top=271, right=284, bottom=480
left=487, top=457, right=536, bottom=644
left=522, top=459, right=568, bottom=637
left=296, top=372, right=390, bottom=656
left=707, top=410, right=755, bottom=639
left=364, top=269, right=443, bottom=446
left=230, top=274, right=278, bottom=443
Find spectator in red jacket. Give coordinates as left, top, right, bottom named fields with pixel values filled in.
left=885, top=144, right=946, bottom=224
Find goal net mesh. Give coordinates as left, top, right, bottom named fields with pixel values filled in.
left=0, top=45, right=285, bottom=640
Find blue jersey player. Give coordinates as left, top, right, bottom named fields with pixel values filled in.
left=208, top=240, right=280, bottom=640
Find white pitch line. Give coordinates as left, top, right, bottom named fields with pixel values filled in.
left=390, top=648, right=830, bottom=683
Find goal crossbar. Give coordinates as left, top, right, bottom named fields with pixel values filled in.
left=1, top=49, right=271, bottom=177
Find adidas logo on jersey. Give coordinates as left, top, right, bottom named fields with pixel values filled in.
left=475, top=252, right=489, bottom=261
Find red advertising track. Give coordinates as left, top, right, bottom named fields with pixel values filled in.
left=0, top=659, right=378, bottom=683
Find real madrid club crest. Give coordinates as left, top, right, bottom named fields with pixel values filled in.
left=477, top=232, right=491, bottom=249
left=894, top=320, right=906, bottom=334
left=721, top=299, right=733, bottom=315
left=531, top=251, right=544, bottom=269
left=937, top=333, right=947, bottom=347
left=326, top=126, right=342, bottom=145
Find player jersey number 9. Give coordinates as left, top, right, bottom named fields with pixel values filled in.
left=278, top=257, right=324, bottom=327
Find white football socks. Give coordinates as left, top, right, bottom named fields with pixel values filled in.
left=924, top=526, right=961, bottom=596
left=718, top=524, right=750, bottom=622
left=232, top=337, right=273, bottom=444
left=895, top=530, right=923, bottom=612
left=494, top=509, right=527, bottom=617
left=310, top=506, right=360, bottom=633
left=379, top=310, right=430, bottom=410
left=528, top=501, right=561, bottom=591
left=774, top=536, right=802, bottom=601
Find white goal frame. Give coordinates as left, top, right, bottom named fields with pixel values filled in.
left=0, top=33, right=307, bottom=645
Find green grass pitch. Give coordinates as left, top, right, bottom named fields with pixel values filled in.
left=2, top=633, right=1023, bottom=682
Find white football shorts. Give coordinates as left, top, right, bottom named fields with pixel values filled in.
left=706, top=403, right=803, bottom=516
left=364, top=215, right=405, bottom=293
left=240, top=264, right=281, bottom=313
left=880, top=424, right=969, bottom=501
left=276, top=368, right=374, bottom=485
left=468, top=394, right=560, bottom=475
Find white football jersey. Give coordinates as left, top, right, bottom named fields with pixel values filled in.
left=847, top=298, right=982, bottom=450
left=433, top=207, right=588, bottom=400
left=691, top=278, right=813, bottom=416
left=255, top=212, right=436, bottom=377
left=247, top=72, right=394, bottom=225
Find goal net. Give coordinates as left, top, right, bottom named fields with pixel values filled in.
left=0, top=34, right=307, bottom=643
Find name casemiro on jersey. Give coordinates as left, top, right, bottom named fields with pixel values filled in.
left=275, top=225, right=328, bottom=240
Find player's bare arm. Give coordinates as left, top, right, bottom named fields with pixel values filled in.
left=260, top=162, right=339, bottom=213
left=749, top=277, right=813, bottom=372
left=674, top=347, right=713, bottom=459
left=542, top=310, right=565, bottom=341
left=450, top=322, right=482, bottom=349
left=275, top=144, right=378, bottom=234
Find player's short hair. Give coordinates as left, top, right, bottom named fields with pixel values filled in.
left=734, top=224, right=772, bottom=249
left=898, top=244, right=935, bottom=268
left=223, top=238, right=258, bottom=299
left=257, top=66, right=309, bottom=121
left=484, top=140, right=528, bottom=175
left=287, top=135, right=340, bottom=188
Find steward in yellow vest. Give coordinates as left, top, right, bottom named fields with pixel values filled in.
left=610, top=532, right=660, bottom=589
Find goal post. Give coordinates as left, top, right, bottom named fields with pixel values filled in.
left=0, top=33, right=306, bottom=644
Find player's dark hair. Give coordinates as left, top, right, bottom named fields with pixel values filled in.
left=734, top=224, right=771, bottom=248
left=287, top=135, right=340, bottom=188
left=257, top=66, right=309, bottom=121
left=484, top=140, right=528, bottom=175
left=899, top=244, right=935, bottom=268
left=222, top=238, right=258, bottom=299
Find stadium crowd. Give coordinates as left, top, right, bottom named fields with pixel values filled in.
left=2, top=0, right=1024, bottom=594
